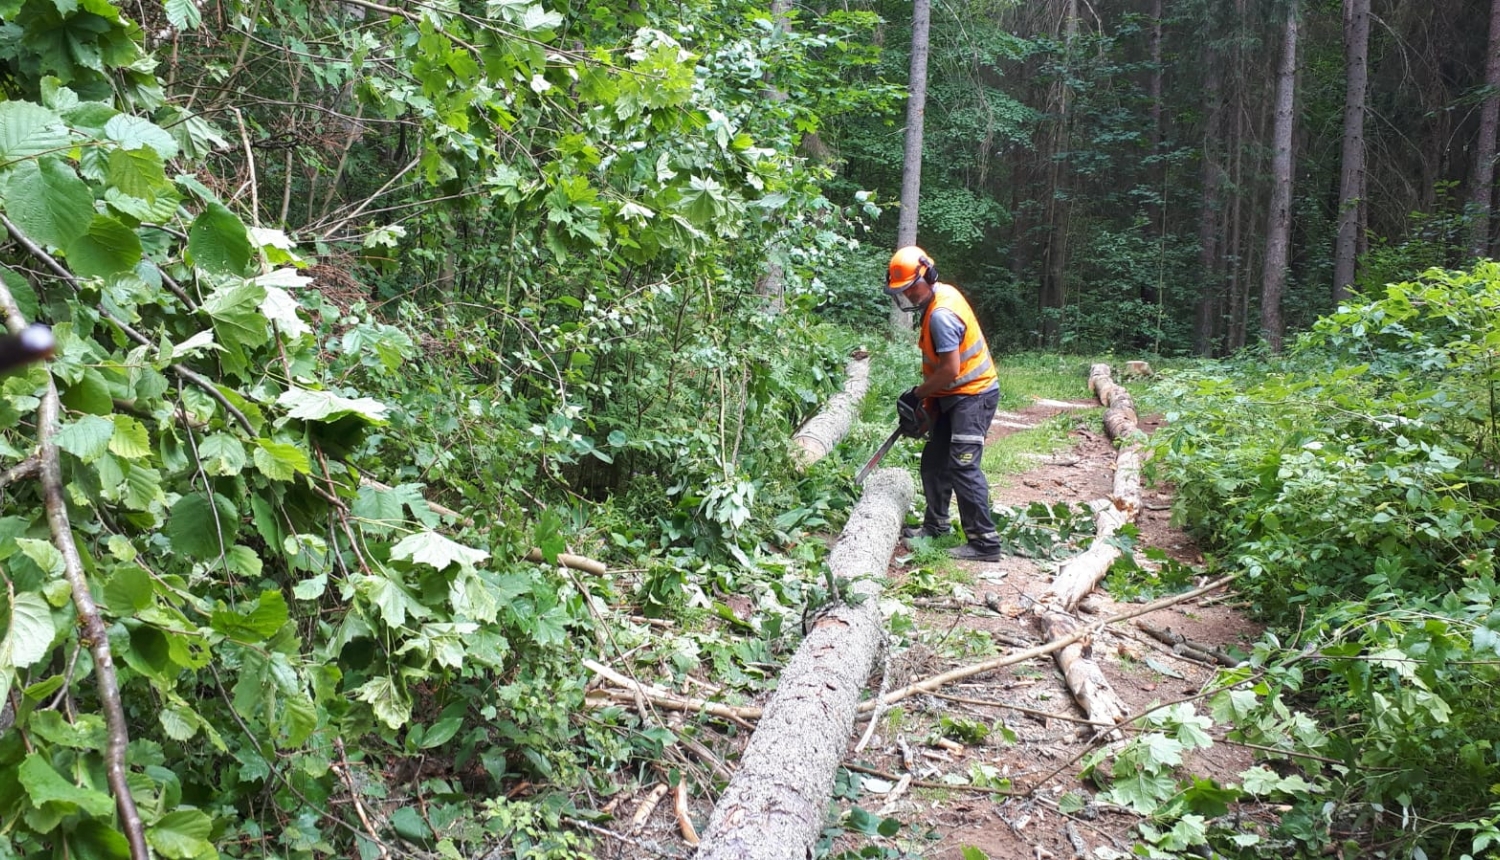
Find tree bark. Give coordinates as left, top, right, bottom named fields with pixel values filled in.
left=1038, top=0, right=1079, bottom=348
left=695, top=469, right=914, bottom=860
left=1260, top=2, right=1298, bottom=353
left=1470, top=0, right=1500, bottom=259
left=891, top=0, right=932, bottom=331
left=1145, top=0, right=1164, bottom=259
left=1193, top=31, right=1226, bottom=356
left=754, top=0, right=796, bottom=313
left=791, top=353, right=872, bottom=466
left=1333, top=0, right=1369, bottom=300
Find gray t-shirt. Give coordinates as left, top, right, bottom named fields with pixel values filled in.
left=928, top=307, right=965, bottom=353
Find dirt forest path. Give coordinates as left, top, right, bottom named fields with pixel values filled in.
left=599, top=396, right=1266, bottom=860
left=844, top=399, right=1263, bottom=860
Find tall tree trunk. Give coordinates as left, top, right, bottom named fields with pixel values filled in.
left=1193, top=36, right=1226, bottom=356
left=1143, top=0, right=1165, bottom=311
left=754, top=0, right=796, bottom=313
left=892, top=0, right=932, bottom=330
left=1470, top=0, right=1500, bottom=259
left=1333, top=0, right=1369, bottom=300
left=1226, top=0, right=1252, bottom=353
left=1038, top=0, right=1078, bottom=348
left=1261, top=2, right=1298, bottom=353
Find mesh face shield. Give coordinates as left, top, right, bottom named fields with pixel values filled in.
left=888, top=284, right=932, bottom=313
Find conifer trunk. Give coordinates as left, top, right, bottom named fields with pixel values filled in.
left=891, top=0, right=932, bottom=331
left=1470, top=0, right=1500, bottom=259
left=1260, top=2, right=1298, bottom=353
left=1334, top=0, right=1369, bottom=300
left=695, top=470, right=914, bottom=860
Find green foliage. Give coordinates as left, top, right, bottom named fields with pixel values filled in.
left=817, top=803, right=927, bottom=859
left=1103, top=538, right=1199, bottom=602
left=0, top=0, right=899, bottom=852
left=991, top=501, right=1096, bottom=558
left=1149, top=262, right=1500, bottom=854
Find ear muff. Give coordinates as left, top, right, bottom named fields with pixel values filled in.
left=920, top=255, right=938, bottom=285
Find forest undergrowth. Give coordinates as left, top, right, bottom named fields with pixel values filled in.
left=0, top=0, right=1498, bottom=852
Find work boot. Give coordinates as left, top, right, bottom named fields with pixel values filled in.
left=901, top=524, right=951, bottom=541
left=948, top=543, right=1001, bottom=562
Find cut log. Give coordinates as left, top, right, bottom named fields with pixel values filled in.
left=695, top=468, right=913, bottom=860
left=1028, top=364, right=1149, bottom=736
left=790, top=352, right=872, bottom=467
left=1033, top=608, right=1128, bottom=729
left=1036, top=501, right=1128, bottom=611
left=1088, top=363, right=1143, bottom=443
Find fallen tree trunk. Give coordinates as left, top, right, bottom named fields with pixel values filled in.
left=1030, top=363, right=1148, bottom=736
left=790, top=351, right=871, bottom=466
left=695, top=468, right=913, bottom=860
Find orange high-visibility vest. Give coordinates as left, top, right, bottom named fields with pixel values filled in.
left=919, top=283, right=997, bottom=397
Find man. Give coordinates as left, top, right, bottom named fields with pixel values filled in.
left=886, top=245, right=1003, bottom=562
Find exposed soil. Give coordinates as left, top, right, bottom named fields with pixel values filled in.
left=842, top=400, right=1265, bottom=860
left=596, top=396, right=1267, bottom=860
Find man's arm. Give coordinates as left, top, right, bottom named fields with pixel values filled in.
left=913, top=349, right=961, bottom=398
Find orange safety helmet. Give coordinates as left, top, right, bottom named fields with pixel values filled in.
left=886, top=246, right=938, bottom=295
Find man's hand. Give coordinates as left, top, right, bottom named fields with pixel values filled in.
left=896, top=388, right=932, bottom=438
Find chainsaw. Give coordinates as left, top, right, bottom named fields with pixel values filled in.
left=854, top=392, right=932, bottom=484
left=854, top=426, right=904, bottom=484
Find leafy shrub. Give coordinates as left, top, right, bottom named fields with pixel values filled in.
left=1149, top=261, right=1500, bottom=855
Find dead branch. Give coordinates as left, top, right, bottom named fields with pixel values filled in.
left=564, top=816, right=687, bottom=858
left=841, top=761, right=1020, bottom=797
left=526, top=548, right=606, bottom=576
left=583, top=659, right=763, bottom=722
left=929, top=691, right=1096, bottom=725
left=630, top=783, right=670, bottom=834
left=677, top=735, right=732, bottom=784
left=334, top=737, right=391, bottom=859
left=1135, top=620, right=1237, bottom=666
left=861, top=575, right=1239, bottom=712
left=674, top=780, right=700, bottom=846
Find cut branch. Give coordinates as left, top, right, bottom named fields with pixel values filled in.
left=0, top=456, right=40, bottom=489
left=584, top=659, right=762, bottom=722
left=0, top=282, right=150, bottom=860
left=526, top=548, right=606, bottom=576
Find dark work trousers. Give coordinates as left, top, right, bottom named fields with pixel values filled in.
left=920, top=387, right=1001, bottom=552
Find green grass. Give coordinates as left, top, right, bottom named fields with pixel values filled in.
left=897, top=531, right=969, bottom=584
left=983, top=411, right=1089, bottom=484
left=994, top=351, right=1108, bottom=408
